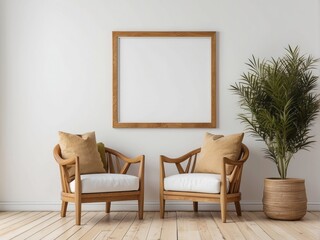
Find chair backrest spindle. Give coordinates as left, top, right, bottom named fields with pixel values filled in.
left=175, top=163, right=185, bottom=174
left=185, top=157, right=192, bottom=173
left=190, top=154, right=198, bottom=173
left=115, top=156, right=121, bottom=173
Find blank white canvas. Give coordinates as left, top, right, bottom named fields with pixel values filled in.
left=118, top=37, right=211, bottom=123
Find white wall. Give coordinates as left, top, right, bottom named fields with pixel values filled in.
left=1, top=0, right=320, bottom=211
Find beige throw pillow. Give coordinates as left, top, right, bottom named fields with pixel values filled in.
left=194, top=132, right=244, bottom=174
left=58, top=131, right=106, bottom=177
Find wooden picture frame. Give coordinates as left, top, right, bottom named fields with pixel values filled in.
left=113, top=31, right=216, bottom=128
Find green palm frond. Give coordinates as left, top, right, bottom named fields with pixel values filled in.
left=231, top=46, right=320, bottom=179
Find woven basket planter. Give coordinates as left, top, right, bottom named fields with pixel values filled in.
left=263, top=178, right=307, bottom=220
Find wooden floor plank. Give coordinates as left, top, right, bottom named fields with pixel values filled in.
left=243, top=212, right=299, bottom=240
left=0, top=211, right=318, bottom=240
left=195, top=212, right=213, bottom=240
left=122, top=212, right=154, bottom=240
left=276, top=220, right=318, bottom=239
left=304, top=212, right=320, bottom=238
left=192, top=212, right=224, bottom=240
left=310, top=211, right=320, bottom=217
left=0, top=212, right=55, bottom=239
left=196, top=212, right=223, bottom=240
left=304, top=212, right=320, bottom=229
left=229, top=212, right=272, bottom=240
left=160, top=212, right=178, bottom=240
left=11, top=212, right=61, bottom=239
left=177, top=212, right=201, bottom=240
left=54, top=212, right=99, bottom=240
left=40, top=212, right=88, bottom=240
left=121, top=214, right=144, bottom=240
left=261, top=212, right=319, bottom=240
left=256, top=212, right=318, bottom=239
left=160, top=212, right=177, bottom=240
left=25, top=212, right=77, bottom=240
left=78, top=212, right=126, bottom=239
left=65, top=212, right=107, bottom=240
left=105, top=212, right=137, bottom=239
left=211, top=212, right=246, bottom=240
left=0, top=212, right=43, bottom=235
left=0, top=212, right=36, bottom=227
left=133, top=212, right=155, bottom=240
left=0, top=212, right=20, bottom=221
left=146, top=212, right=163, bottom=240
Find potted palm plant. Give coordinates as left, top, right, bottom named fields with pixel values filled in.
left=231, top=46, right=320, bottom=220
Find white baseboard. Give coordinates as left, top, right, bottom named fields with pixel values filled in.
left=0, top=201, right=319, bottom=211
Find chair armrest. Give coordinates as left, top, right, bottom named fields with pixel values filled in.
left=105, top=147, right=144, bottom=164
left=53, top=144, right=79, bottom=192
left=107, top=147, right=144, bottom=190
left=53, top=144, right=77, bottom=166
left=160, top=148, right=201, bottom=185
left=138, top=156, right=145, bottom=191
left=160, top=148, right=200, bottom=164
left=55, top=157, right=77, bottom=166
left=223, top=157, right=246, bottom=166
left=105, top=147, right=145, bottom=187
left=223, top=144, right=250, bottom=193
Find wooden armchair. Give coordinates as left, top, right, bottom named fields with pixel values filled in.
left=160, top=143, right=249, bottom=223
left=53, top=145, right=144, bottom=225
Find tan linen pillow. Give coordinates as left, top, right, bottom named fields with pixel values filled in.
left=194, top=132, right=244, bottom=174
left=58, top=131, right=106, bottom=177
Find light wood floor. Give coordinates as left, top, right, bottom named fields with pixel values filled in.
left=0, top=211, right=319, bottom=240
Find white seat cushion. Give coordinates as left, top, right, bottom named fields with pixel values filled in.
left=164, top=173, right=229, bottom=194
left=70, top=173, right=139, bottom=193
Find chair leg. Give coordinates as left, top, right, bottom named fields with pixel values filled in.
left=235, top=201, right=242, bottom=216
left=193, top=202, right=198, bottom=212
left=160, top=195, right=165, bottom=219
left=220, top=197, right=227, bottom=223
left=60, top=201, right=68, bottom=217
left=138, top=195, right=144, bottom=220
left=75, top=198, right=81, bottom=225
left=106, top=202, right=111, bottom=213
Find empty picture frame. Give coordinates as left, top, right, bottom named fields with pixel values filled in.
left=113, top=31, right=216, bottom=128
